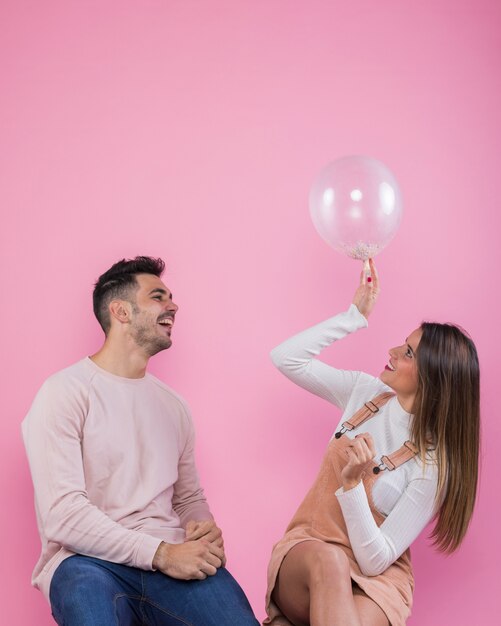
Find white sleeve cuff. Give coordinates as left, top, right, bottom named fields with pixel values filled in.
left=347, top=303, right=369, bottom=329
left=336, top=479, right=376, bottom=528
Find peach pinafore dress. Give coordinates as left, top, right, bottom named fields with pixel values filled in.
left=264, top=393, right=418, bottom=626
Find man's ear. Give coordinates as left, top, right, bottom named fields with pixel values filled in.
left=109, top=300, right=131, bottom=325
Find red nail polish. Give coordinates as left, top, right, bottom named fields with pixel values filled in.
left=367, top=277, right=372, bottom=283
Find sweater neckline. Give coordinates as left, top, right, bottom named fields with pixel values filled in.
left=389, top=396, right=413, bottom=427
left=84, top=356, right=149, bottom=384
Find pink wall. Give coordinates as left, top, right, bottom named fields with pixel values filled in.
left=1, top=1, right=499, bottom=624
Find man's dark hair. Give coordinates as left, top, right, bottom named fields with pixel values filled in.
left=93, top=256, right=165, bottom=334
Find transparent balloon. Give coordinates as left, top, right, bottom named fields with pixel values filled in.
left=309, top=156, right=403, bottom=261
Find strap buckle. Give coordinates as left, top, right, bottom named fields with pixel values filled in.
left=334, top=426, right=347, bottom=439
left=364, top=400, right=380, bottom=414
left=373, top=462, right=387, bottom=475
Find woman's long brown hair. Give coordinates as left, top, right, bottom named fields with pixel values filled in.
left=411, top=322, right=480, bottom=553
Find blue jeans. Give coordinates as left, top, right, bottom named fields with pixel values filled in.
left=49, top=555, right=259, bottom=626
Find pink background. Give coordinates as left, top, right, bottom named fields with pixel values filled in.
left=1, top=1, right=499, bottom=624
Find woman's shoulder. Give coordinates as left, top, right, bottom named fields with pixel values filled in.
left=408, top=447, right=439, bottom=483
left=348, top=373, right=392, bottom=402
left=341, top=373, right=392, bottom=416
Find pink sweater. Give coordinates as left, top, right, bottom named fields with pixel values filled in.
left=22, top=357, right=212, bottom=600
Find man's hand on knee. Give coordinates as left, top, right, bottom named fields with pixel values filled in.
left=152, top=539, right=224, bottom=580
left=185, top=519, right=227, bottom=566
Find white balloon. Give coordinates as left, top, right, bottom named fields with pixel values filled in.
left=309, top=156, right=403, bottom=260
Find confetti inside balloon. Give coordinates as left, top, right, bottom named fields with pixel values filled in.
left=309, top=156, right=403, bottom=261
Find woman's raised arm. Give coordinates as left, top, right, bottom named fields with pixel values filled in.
left=270, top=262, right=382, bottom=411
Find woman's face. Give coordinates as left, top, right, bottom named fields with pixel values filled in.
left=380, top=328, right=423, bottom=403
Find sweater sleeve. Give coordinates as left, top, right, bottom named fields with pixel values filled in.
left=335, top=469, right=438, bottom=576
left=270, top=304, right=369, bottom=410
left=22, top=379, right=161, bottom=570
left=171, top=407, right=213, bottom=527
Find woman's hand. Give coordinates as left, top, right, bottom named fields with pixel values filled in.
left=352, top=258, right=380, bottom=319
left=340, top=433, right=377, bottom=491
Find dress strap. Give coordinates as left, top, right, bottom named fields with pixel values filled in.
left=334, top=392, right=395, bottom=439
left=373, top=441, right=419, bottom=474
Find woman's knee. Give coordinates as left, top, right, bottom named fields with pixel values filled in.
left=304, top=544, right=351, bottom=586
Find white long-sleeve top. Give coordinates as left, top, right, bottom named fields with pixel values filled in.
left=270, top=304, right=438, bottom=577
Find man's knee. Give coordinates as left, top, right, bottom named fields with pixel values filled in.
left=50, top=557, right=122, bottom=624
left=52, top=557, right=115, bottom=596
left=189, top=568, right=259, bottom=625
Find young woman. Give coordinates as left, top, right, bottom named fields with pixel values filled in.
left=264, top=260, right=480, bottom=626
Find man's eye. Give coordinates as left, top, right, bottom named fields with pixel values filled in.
left=153, top=296, right=162, bottom=301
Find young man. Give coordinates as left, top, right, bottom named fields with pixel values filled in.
left=22, top=256, right=259, bottom=626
